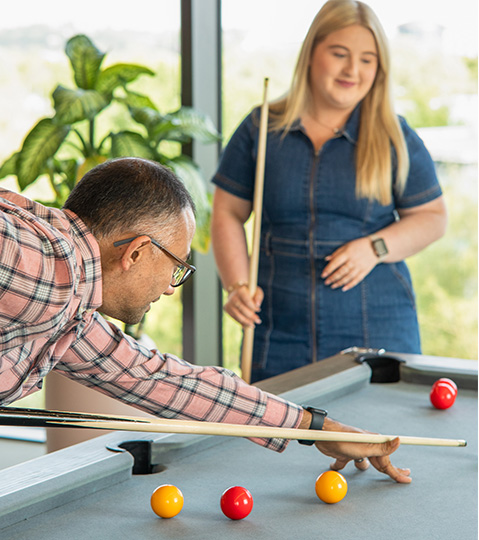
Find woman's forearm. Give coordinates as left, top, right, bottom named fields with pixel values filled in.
left=376, top=196, right=447, bottom=263
left=211, top=189, right=252, bottom=290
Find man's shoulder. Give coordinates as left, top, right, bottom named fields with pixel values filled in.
left=0, top=188, right=69, bottom=229
left=0, top=188, right=31, bottom=209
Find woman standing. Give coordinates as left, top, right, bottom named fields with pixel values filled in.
left=211, top=0, right=447, bottom=382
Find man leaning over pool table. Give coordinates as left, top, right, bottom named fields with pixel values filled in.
left=0, top=158, right=411, bottom=484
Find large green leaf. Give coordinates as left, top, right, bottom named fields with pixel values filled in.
left=154, top=107, right=220, bottom=144
left=0, top=152, right=19, bottom=180
left=16, top=118, right=70, bottom=189
left=150, top=117, right=184, bottom=142
left=53, top=158, right=79, bottom=192
left=53, top=85, right=109, bottom=124
left=127, top=106, right=164, bottom=136
left=65, top=35, right=105, bottom=90
left=95, top=64, right=154, bottom=96
left=110, top=131, right=156, bottom=159
left=163, top=155, right=211, bottom=253
left=120, top=89, right=158, bottom=110
left=164, top=155, right=209, bottom=208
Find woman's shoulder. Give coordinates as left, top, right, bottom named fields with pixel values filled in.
left=244, top=100, right=288, bottom=130
left=227, top=108, right=261, bottom=141
left=397, top=115, right=431, bottom=153
left=397, top=115, right=421, bottom=140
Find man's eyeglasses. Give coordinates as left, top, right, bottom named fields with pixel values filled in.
left=113, top=235, right=196, bottom=287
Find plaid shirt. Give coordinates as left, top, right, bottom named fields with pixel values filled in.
left=0, top=189, right=302, bottom=451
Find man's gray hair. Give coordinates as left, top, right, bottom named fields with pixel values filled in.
left=63, top=158, right=195, bottom=239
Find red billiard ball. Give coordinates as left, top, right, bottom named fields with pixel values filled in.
left=220, top=486, right=253, bottom=520
left=432, top=378, right=458, bottom=396
left=315, top=471, right=348, bottom=504
left=430, top=382, right=456, bottom=409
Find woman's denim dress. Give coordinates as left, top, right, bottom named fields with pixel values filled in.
left=212, top=105, right=442, bottom=383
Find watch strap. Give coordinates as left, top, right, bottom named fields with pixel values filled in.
left=298, top=407, right=328, bottom=446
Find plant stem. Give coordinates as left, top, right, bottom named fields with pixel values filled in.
left=72, top=129, right=90, bottom=156
left=47, top=166, right=61, bottom=199
left=89, top=119, right=95, bottom=152
left=97, top=133, right=110, bottom=152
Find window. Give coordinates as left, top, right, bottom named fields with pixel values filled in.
left=0, top=0, right=183, bottom=412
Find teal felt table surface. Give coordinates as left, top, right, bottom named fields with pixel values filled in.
left=1, top=351, right=477, bottom=540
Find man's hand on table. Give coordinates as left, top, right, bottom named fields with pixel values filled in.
left=300, top=410, right=412, bottom=484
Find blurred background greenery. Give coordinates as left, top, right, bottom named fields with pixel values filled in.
left=220, top=9, right=478, bottom=370
left=0, top=1, right=476, bottom=412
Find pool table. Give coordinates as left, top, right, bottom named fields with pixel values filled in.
left=0, top=349, right=477, bottom=539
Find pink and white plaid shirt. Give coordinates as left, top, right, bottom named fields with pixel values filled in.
left=0, top=189, right=302, bottom=451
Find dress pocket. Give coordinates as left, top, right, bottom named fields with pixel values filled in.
left=387, top=262, right=417, bottom=309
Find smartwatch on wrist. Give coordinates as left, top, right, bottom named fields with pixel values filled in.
left=369, top=235, right=388, bottom=262
left=298, top=406, right=328, bottom=446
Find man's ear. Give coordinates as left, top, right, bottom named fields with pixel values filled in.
left=119, top=235, right=152, bottom=270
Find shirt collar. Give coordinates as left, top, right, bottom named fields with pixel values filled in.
left=340, top=104, right=361, bottom=144
left=292, top=102, right=362, bottom=145
left=63, top=209, right=103, bottom=311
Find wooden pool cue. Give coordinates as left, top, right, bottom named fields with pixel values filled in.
left=241, top=77, right=269, bottom=384
left=0, top=407, right=466, bottom=447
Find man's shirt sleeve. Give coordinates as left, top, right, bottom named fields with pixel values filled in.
left=57, top=313, right=303, bottom=452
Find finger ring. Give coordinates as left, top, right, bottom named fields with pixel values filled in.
left=355, top=458, right=364, bottom=463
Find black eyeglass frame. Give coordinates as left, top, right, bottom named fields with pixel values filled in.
left=113, top=235, right=196, bottom=287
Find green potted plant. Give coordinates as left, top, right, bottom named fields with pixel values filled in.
left=0, top=34, right=220, bottom=340
left=0, top=34, right=219, bottom=254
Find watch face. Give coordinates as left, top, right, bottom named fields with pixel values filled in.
left=373, top=238, right=388, bottom=257
left=308, top=407, right=328, bottom=416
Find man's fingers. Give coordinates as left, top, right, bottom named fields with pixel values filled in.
left=330, top=458, right=371, bottom=472
left=354, top=458, right=370, bottom=471
left=370, top=459, right=412, bottom=484
left=329, top=458, right=349, bottom=471
left=380, top=437, right=401, bottom=455
left=368, top=439, right=412, bottom=483
left=324, top=437, right=408, bottom=482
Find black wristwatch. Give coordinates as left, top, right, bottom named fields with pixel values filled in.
left=298, top=407, right=328, bottom=446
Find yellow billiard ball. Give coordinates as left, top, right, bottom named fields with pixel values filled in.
left=150, top=484, right=184, bottom=518
left=315, top=471, right=348, bottom=504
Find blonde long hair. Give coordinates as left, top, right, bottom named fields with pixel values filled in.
left=269, top=0, right=409, bottom=204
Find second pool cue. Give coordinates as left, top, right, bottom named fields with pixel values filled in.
left=241, top=77, right=269, bottom=384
